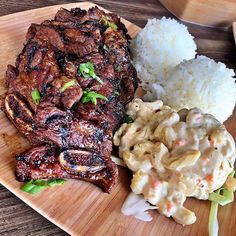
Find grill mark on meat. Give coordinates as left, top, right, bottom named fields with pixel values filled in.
left=3, top=94, right=35, bottom=138
left=59, top=125, right=69, bottom=146
left=92, top=128, right=106, bottom=142
left=2, top=7, right=138, bottom=193
left=27, top=43, right=38, bottom=70
left=56, top=54, right=66, bottom=71
left=45, top=114, right=65, bottom=123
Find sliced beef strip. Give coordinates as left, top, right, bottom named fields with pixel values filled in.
left=55, top=7, right=89, bottom=23
left=76, top=95, right=125, bottom=132
left=67, top=119, right=112, bottom=156
left=33, top=109, right=112, bottom=157
left=27, top=24, right=99, bottom=57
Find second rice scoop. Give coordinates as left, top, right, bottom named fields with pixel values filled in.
left=163, top=56, right=236, bottom=123
left=131, top=18, right=236, bottom=122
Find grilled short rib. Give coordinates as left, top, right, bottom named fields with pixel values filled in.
left=1, top=7, right=138, bottom=193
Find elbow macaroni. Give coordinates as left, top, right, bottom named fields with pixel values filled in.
left=114, top=98, right=236, bottom=225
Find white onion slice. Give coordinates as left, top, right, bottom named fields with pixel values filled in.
left=121, top=192, right=157, bottom=222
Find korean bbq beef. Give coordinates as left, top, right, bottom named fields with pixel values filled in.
left=1, top=7, right=138, bottom=193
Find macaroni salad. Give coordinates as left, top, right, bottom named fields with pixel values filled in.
left=114, top=98, right=235, bottom=225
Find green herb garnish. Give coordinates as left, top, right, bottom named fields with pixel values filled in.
left=60, top=80, right=76, bottom=92
left=208, top=170, right=236, bottom=236
left=208, top=189, right=234, bottom=206
left=113, top=91, right=120, bottom=97
left=209, top=188, right=220, bottom=236
left=21, top=179, right=66, bottom=194
left=125, top=115, right=134, bottom=124
left=115, top=65, right=122, bottom=72
left=31, top=89, right=41, bottom=105
left=79, top=62, right=103, bottom=84
left=21, top=179, right=47, bottom=194
left=47, top=178, right=65, bottom=187
left=101, top=15, right=118, bottom=30
left=81, top=89, right=108, bottom=105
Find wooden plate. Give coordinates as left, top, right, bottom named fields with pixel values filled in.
left=0, top=2, right=235, bottom=236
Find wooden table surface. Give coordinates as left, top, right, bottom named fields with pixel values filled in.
left=0, top=0, right=235, bottom=235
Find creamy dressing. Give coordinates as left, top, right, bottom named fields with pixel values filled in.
left=114, top=98, right=236, bottom=225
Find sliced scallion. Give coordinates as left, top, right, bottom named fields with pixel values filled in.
left=113, top=91, right=120, bottom=97
left=21, top=180, right=35, bottom=192
left=60, top=80, right=76, bottom=92
left=79, top=62, right=103, bottom=84
left=28, top=185, right=46, bottom=194
left=31, top=89, right=41, bottom=104
left=209, top=189, right=220, bottom=236
left=101, top=16, right=118, bottom=30
left=21, top=178, right=65, bottom=194
left=21, top=179, right=47, bottom=194
left=208, top=170, right=236, bottom=236
left=81, top=89, right=108, bottom=105
left=47, top=178, right=65, bottom=186
left=208, top=190, right=233, bottom=206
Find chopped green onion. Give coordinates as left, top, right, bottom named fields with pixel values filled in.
left=93, top=74, right=103, bottom=84
left=223, top=188, right=234, bottom=201
left=209, top=189, right=220, bottom=236
left=101, top=16, right=118, bottom=30
left=31, top=89, right=41, bottom=104
left=79, top=62, right=94, bottom=78
left=113, top=91, right=120, bottom=97
left=125, top=115, right=134, bottom=124
left=60, top=80, right=76, bottom=92
left=208, top=190, right=233, bottom=206
left=81, top=89, right=108, bottom=105
left=33, top=179, right=48, bottom=186
left=208, top=170, right=236, bottom=236
left=21, top=179, right=47, bottom=194
left=115, top=65, right=122, bottom=72
left=28, top=185, right=46, bottom=194
left=47, top=178, right=65, bottom=186
left=79, top=62, right=103, bottom=84
left=21, top=178, right=65, bottom=194
left=21, top=180, right=35, bottom=192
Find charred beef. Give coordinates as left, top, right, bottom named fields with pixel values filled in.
left=1, top=7, right=137, bottom=193
left=16, top=146, right=117, bottom=193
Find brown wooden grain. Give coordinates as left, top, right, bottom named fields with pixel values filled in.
left=0, top=1, right=235, bottom=236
